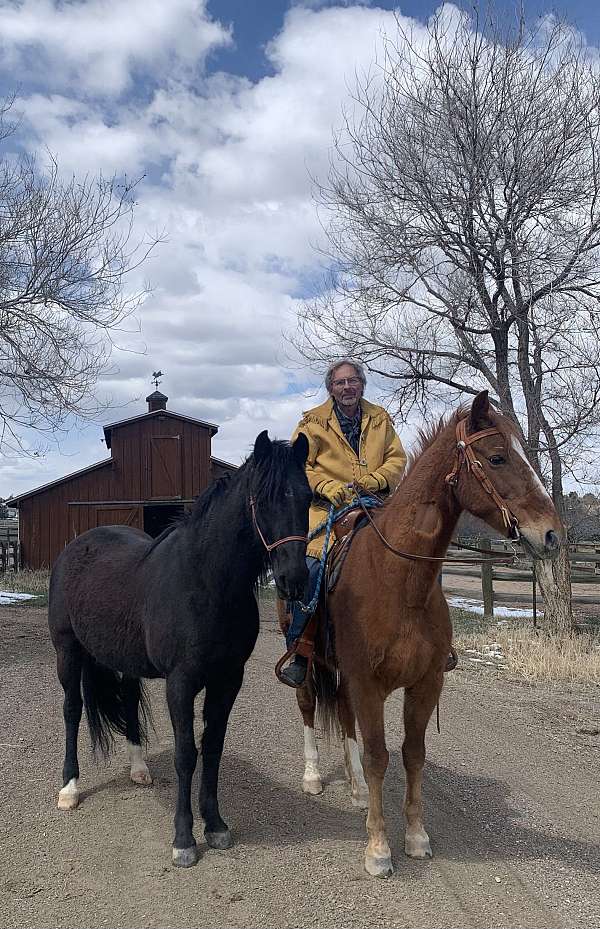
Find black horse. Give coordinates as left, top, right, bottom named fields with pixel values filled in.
left=48, top=430, right=310, bottom=867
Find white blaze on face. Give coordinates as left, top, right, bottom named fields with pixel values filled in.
left=510, top=436, right=553, bottom=502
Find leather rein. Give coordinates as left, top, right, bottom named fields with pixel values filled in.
left=355, top=418, right=519, bottom=566
left=249, top=495, right=307, bottom=553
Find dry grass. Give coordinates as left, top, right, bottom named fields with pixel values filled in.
left=455, top=621, right=600, bottom=686
left=0, top=568, right=50, bottom=596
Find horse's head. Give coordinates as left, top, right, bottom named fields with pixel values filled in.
left=450, top=392, right=563, bottom=559
left=250, top=430, right=311, bottom=599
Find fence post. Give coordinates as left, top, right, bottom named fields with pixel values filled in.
left=481, top=538, right=494, bottom=619
left=532, top=560, right=537, bottom=629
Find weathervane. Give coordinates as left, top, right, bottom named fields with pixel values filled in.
left=152, top=370, right=164, bottom=390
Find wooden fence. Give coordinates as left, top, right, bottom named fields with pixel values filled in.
left=442, top=539, right=599, bottom=620
left=0, top=541, right=19, bottom=572
left=0, top=519, right=19, bottom=572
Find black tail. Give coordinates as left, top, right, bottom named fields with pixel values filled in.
left=81, top=653, right=151, bottom=758
left=312, top=661, right=340, bottom=742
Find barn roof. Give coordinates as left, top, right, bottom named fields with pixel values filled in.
left=210, top=456, right=238, bottom=470
left=9, top=458, right=113, bottom=505
left=103, top=408, right=218, bottom=449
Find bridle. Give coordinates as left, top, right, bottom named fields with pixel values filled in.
left=355, top=417, right=519, bottom=564
left=444, top=417, right=520, bottom=541
left=249, top=495, right=307, bottom=553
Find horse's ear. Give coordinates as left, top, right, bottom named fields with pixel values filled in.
left=468, top=390, right=492, bottom=433
left=254, top=430, right=272, bottom=462
left=292, top=432, right=308, bottom=467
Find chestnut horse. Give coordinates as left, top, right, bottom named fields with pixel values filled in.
left=279, top=392, right=562, bottom=877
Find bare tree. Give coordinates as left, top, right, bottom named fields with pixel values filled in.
left=0, top=99, right=157, bottom=455
left=296, top=7, right=600, bottom=633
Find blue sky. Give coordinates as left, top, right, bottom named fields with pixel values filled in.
left=0, top=0, right=599, bottom=497
left=207, top=0, right=600, bottom=80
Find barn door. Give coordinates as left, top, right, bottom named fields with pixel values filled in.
left=94, top=506, right=143, bottom=529
left=150, top=435, right=181, bottom=498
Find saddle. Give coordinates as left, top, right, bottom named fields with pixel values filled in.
left=327, top=506, right=369, bottom=592
left=275, top=495, right=458, bottom=686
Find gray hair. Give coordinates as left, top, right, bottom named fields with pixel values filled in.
left=325, top=359, right=367, bottom=394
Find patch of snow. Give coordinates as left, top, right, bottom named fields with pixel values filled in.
left=0, top=591, right=38, bottom=605
left=448, top=596, right=542, bottom=619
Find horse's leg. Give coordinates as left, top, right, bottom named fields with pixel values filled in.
left=56, top=639, right=83, bottom=811
left=338, top=680, right=368, bottom=809
left=199, top=668, right=244, bottom=849
left=402, top=669, right=443, bottom=860
left=166, top=670, right=199, bottom=867
left=122, top=677, right=152, bottom=787
left=353, top=685, right=392, bottom=877
left=297, top=679, right=323, bottom=795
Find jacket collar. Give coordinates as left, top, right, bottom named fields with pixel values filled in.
left=302, top=396, right=386, bottom=431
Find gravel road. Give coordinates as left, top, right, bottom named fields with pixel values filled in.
left=0, top=604, right=598, bottom=929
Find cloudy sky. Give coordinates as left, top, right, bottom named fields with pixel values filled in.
left=1, top=0, right=598, bottom=497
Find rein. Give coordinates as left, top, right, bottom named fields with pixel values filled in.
left=249, top=495, right=307, bottom=553
left=353, top=418, right=519, bottom=566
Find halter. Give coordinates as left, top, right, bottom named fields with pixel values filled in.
left=445, top=417, right=520, bottom=540
left=351, top=415, right=520, bottom=565
left=249, top=496, right=307, bottom=553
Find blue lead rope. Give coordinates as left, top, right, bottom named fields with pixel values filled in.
left=295, top=494, right=382, bottom=616
left=297, top=503, right=336, bottom=614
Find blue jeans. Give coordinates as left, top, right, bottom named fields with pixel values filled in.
left=285, top=556, right=321, bottom=649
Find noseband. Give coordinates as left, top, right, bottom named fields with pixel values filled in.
left=249, top=496, right=307, bottom=553
left=445, top=417, right=520, bottom=540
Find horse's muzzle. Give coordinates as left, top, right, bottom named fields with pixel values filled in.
left=275, top=578, right=306, bottom=602
left=520, top=526, right=562, bottom=560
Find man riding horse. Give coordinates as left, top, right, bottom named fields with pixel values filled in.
left=279, top=359, right=407, bottom=686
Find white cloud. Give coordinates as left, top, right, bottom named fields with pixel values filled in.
left=0, top=0, right=231, bottom=96
left=0, top=2, right=428, bottom=495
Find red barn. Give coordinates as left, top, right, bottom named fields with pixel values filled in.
left=11, top=391, right=236, bottom=569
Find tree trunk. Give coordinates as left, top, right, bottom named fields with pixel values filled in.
left=534, top=546, right=574, bottom=635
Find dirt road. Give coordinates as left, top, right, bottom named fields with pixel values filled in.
left=0, top=604, right=598, bottom=929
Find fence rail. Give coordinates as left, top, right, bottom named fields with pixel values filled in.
left=443, top=539, right=599, bottom=619
left=0, top=541, right=20, bottom=572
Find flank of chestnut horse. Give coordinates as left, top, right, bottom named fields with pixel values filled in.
left=281, top=391, right=562, bottom=877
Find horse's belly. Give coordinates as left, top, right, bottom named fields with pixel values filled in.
left=70, top=607, right=158, bottom=678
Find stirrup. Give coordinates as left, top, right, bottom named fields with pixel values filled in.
left=275, top=646, right=313, bottom=689
left=445, top=647, right=458, bottom=672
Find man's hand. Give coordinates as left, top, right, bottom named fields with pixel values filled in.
left=356, top=473, right=386, bottom=494
left=316, top=480, right=353, bottom=507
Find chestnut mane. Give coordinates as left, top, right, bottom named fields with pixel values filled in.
left=402, top=404, right=519, bottom=481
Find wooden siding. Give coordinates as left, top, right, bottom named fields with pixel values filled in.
left=18, top=411, right=215, bottom=568
left=18, top=461, right=114, bottom=568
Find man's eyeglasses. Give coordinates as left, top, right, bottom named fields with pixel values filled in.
left=332, top=377, right=362, bottom=388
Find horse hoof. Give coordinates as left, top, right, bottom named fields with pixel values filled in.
left=351, top=790, right=369, bottom=809
left=130, top=768, right=153, bottom=786
left=205, top=829, right=233, bottom=850
left=302, top=778, right=323, bottom=796
left=172, top=844, right=198, bottom=868
left=57, top=787, right=80, bottom=811
left=57, top=790, right=79, bottom=810
left=365, top=855, right=393, bottom=878
left=405, top=832, right=433, bottom=859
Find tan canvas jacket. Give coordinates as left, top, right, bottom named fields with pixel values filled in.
left=291, top=397, right=407, bottom=558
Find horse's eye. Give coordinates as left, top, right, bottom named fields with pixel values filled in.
left=488, top=455, right=506, bottom=467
